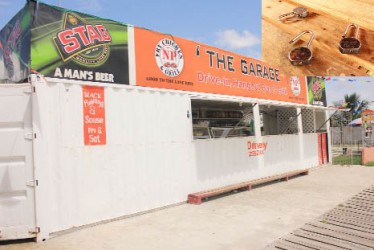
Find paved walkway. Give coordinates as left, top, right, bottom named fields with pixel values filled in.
left=2, top=165, right=374, bottom=250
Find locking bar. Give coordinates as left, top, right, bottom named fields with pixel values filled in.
left=289, top=30, right=315, bottom=48
left=342, top=23, right=359, bottom=39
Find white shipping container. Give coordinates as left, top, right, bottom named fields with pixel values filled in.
left=0, top=76, right=329, bottom=241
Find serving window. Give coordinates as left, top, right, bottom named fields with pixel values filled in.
left=191, top=99, right=321, bottom=139
left=259, top=105, right=299, bottom=135
left=191, top=99, right=254, bottom=139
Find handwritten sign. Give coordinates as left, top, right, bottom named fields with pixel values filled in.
left=82, top=86, right=106, bottom=145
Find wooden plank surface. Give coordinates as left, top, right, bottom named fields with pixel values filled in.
left=334, top=207, right=374, bottom=217
left=304, top=223, right=374, bottom=246
left=282, top=234, right=344, bottom=250
left=284, top=0, right=374, bottom=31
left=262, top=0, right=374, bottom=76
left=266, top=239, right=319, bottom=250
left=292, top=229, right=372, bottom=250
left=266, top=186, right=374, bottom=249
left=188, top=169, right=309, bottom=204
left=307, top=221, right=374, bottom=241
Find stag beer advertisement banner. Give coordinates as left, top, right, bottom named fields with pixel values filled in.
left=0, top=4, right=30, bottom=83
left=134, top=28, right=308, bottom=104
left=29, top=2, right=129, bottom=84
left=307, top=76, right=327, bottom=107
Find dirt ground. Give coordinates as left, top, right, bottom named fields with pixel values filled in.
left=2, top=165, right=374, bottom=250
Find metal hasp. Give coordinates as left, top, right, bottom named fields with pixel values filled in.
left=279, top=7, right=308, bottom=22
left=288, top=30, right=315, bottom=66
left=339, top=23, right=361, bottom=54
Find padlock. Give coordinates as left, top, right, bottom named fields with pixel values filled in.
left=288, top=30, right=315, bottom=66
left=339, top=23, right=361, bottom=54
left=279, top=7, right=308, bottom=22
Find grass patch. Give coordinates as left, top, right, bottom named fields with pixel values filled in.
left=333, top=155, right=362, bottom=165
left=365, top=162, right=374, bottom=167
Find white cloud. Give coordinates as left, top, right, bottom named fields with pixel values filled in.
left=214, top=29, right=260, bottom=50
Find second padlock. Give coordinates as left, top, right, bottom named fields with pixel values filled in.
left=288, top=30, right=315, bottom=66
left=339, top=23, right=361, bottom=54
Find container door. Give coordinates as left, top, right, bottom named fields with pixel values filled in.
left=0, top=84, right=37, bottom=240
left=317, top=133, right=323, bottom=165
left=317, top=133, right=328, bottom=165
left=321, top=132, right=328, bottom=164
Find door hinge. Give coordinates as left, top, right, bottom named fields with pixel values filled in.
left=24, top=86, right=36, bottom=94
left=24, top=132, right=36, bottom=140
left=26, top=179, right=39, bottom=187
left=29, top=227, right=40, bottom=234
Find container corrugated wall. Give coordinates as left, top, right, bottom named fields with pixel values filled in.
left=29, top=77, right=322, bottom=239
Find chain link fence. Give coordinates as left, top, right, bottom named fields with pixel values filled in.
left=330, top=126, right=367, bottom=165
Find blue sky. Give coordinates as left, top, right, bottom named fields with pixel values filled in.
left=325, top=77, right=374, bottom=109
left=0, top=0, right=262, bottom=59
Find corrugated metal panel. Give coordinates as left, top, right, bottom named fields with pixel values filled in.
left=303, top=133, right=319, bottom=167
left=192, top=133, right=320, bottom=192
left=33, top=80, right=194, bottom=235
left=30, top=77, right=322, bottom=239
left=0, top=84, right=36, bottom=240
left=192, top=137, right=259, bottom=191
left=264, top=135, right=301, bottom=174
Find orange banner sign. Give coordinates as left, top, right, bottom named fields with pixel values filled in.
left=135, top=28, right=307, bottom=104
left=83, top=86, right=106, bottom=145
left=362, top=109, right=374, bottom=125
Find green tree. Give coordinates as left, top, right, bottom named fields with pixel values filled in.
left=329, top=93, right=369, bottom=127
left=344, top=93, right=369, bottom=120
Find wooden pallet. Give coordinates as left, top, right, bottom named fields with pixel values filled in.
left=187, top=169, right=309, bottom=205
left=265, top=186, right=374, bottom=249
left=262, top=0, right=374, bottom=76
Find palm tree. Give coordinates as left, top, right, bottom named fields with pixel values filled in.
left=344, top=93, right=369, bottom=120
left=329, top=93, right=369, bottom=127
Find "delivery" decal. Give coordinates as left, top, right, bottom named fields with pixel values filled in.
left=247, top=141, right=267, bottom=157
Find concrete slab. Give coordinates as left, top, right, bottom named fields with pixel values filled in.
left=2, top=165, right=374, bottom=250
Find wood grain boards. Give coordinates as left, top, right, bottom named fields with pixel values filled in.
left=187, top=169, right=308, bottom=204
left=265, top=186, right=374, bottom=249
left=262, top=0, right=374, bottom=76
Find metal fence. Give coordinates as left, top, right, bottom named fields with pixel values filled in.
left=330, top=126, right=373, bottom=165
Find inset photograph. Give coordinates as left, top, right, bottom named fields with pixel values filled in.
left=262, top=0, right=374, bottom=76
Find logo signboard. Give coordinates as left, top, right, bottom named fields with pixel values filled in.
left=307, top=76, right=327, bottom=106
left=155, top=38, right=184, bottom=77
left=362, top=109, right=374, bottom=131
left=29, top=2, right=129, bottom=84
left=290, top=76, right=301, bottom=97
left=135, top=28, right=308, bottom=104
left=53, top=13, right=112, bottom=65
